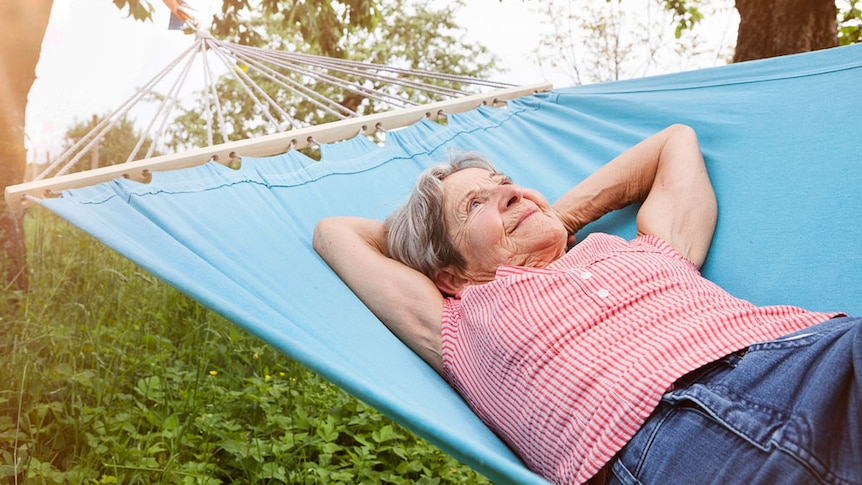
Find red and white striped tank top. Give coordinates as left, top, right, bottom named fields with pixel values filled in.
left=441, top=233, right=835, bottom=484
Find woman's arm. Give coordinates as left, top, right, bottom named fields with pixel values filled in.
left=313, top=216, right=445, bottom=373
left=553, top=124, right=717, bottom=267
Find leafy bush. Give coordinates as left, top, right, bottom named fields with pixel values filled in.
left=0, top=208, right=490, bottom=484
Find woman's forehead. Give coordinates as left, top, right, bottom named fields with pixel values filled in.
left=444, top=167, right=499, bottom=190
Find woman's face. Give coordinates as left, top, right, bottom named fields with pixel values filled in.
left=441, top=167, right=568, bottom=285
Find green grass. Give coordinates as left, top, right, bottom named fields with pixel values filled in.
left=0, top=208, right=491, bottom=484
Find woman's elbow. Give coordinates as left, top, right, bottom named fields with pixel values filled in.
left=666, top=123, right=697, bottom=142
left=312, top=217, right=338, bottom=257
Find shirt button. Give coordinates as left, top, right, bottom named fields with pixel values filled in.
left=580, top=271, right=592, bottom=280
left=597, top=289, right=610, bottom=298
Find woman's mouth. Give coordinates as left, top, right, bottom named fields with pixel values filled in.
left=514, top=207, right=537, bottom=229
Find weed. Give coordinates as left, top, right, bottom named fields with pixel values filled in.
left=0, top=208, right=490, bottom=484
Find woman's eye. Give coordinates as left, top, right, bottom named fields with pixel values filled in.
left=468, top=198, right=482, bottom=211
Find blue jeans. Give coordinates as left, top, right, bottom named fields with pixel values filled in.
left=607, top=316, right=862, bottom=485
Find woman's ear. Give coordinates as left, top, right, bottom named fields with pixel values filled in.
left=433, top=267, right=470, bottom=297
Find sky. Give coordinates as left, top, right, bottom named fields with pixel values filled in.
left=25, top=0, right=738, bottom=164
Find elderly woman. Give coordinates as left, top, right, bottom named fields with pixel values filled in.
left=313, top=125, right=860, bottom=485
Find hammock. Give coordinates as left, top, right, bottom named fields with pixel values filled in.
left=10, top=43, right=862, bottom=483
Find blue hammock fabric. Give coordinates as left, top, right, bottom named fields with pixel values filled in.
left=45, top=44, right=862, bottom=484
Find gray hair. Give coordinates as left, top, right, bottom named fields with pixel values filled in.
left=385, top=151, right=499, bottom=279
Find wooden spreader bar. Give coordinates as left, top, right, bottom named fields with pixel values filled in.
left=6, top=83, right=551, bottom=210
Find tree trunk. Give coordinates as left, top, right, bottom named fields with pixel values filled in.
left=0, top=0, right=53, bottom=292
left=734, top=0, right=838, bottom=62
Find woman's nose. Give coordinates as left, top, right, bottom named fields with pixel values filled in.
left=496, top=184, right=522, bottom=210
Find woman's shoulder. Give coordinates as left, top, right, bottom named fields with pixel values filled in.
left=569, top=232, right=684, bottom=255
left=553, top=232, right=699, bottom=270
left=631, top=233, right=701, bottom=269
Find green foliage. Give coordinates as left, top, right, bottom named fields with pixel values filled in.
left=369, top=0, right=495, bottom=79
left=839, top=0, right=862, bottom=45
left=165, top=0, right=498, bottom=152
left=657, top=0, right=862, bottom=42
left=112, top=0, right=155, bottom=21
left=534, top=0, right=720, bottom=85
left=111, top=0, right=380, bottom=55
left=659, top=0, right=704, bottom=38
left=0, top=208, right=491, bottom=484
left=212, top=0, right=381, bottom=57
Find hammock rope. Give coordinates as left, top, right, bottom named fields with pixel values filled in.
left=231, top=45, right=417, bottom=113
left=226, top=43, right=361, bottom=120
left=207, top=38, right=288, bottom=131
left=247, top=47, right=469, bottom=100
left=31, top=28, right=520, bottom=184
left=201, top=41, right=230, bottom=145
left=129, top=42, right=200, bottom=164
left=268, top=48, right=514, bottom=89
